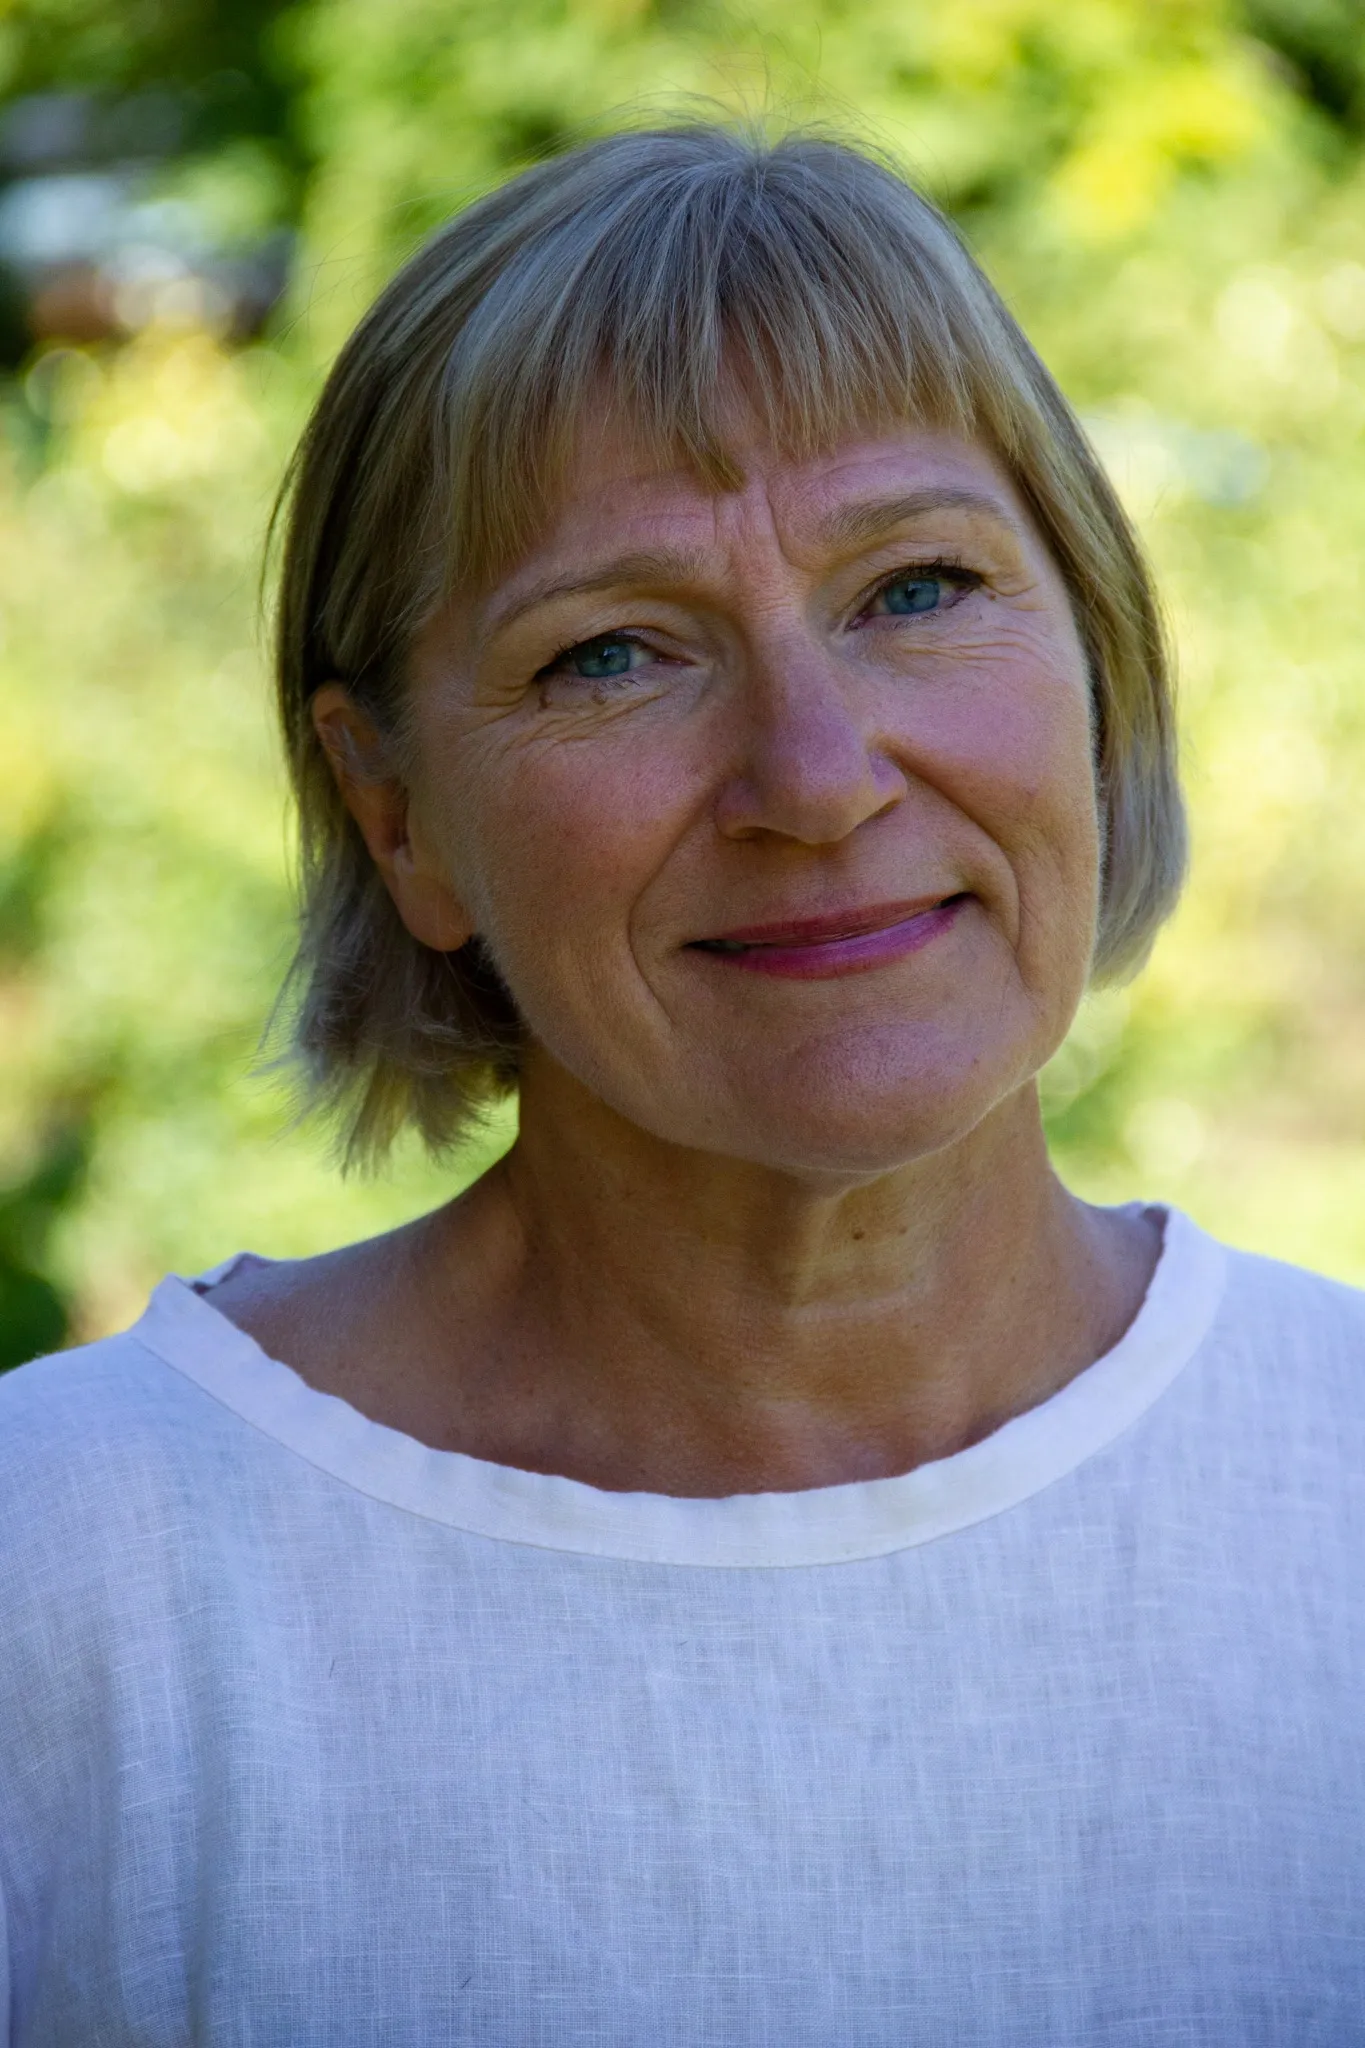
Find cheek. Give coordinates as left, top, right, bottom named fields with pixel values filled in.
left=905, top=646, right=1096, bottom=847
left=891, top=661, right=1100, bottom=963
left=447, top=724, right=699, bottom=974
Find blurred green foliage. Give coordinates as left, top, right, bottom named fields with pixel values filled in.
left=4, top=0, right=1365, bottom=1364
left=0, top=0, right=302, bottom=172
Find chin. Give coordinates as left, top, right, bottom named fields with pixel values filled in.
left=686, top=1026, right=1035, bottom=1182
left=711, top=1102, right=994, bottom=1184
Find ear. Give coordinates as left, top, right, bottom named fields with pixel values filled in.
left=311, top=684, right=475, bottom=953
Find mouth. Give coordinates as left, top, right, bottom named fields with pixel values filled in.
left=688, top=893, right=971, bottom=980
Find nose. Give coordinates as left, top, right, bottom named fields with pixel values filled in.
left=713, top=638, right=907, bottom=846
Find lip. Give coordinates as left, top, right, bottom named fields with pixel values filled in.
left=688, top=894, right=969, bottom=979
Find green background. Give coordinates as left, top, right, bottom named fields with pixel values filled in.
left=4, top=0, right=1365, bottom=1364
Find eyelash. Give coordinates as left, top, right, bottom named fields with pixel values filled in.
left=539, top=631, right=654, bottom=675
left=854, top=556, right=983, bottom=620
left=539, top=555, right=985, bottom=677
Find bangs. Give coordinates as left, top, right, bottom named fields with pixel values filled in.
left=437, top=133, right=1011, bottom=588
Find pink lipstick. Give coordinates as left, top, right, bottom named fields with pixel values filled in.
left=690, top=894, right=967, bottom=979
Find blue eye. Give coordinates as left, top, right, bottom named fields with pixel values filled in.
left=564, top=636, right=638, bottom=679
left=878, top=574, right=947, bottom=615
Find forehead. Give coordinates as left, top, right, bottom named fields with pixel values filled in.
left=492, top=418, right=1039, bottom=592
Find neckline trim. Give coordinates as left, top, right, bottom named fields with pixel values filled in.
left=128, top=1206, right=1226, bottom=1568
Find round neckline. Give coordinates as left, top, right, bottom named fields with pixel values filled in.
left=128, top=1204, right=1226, bottom=1569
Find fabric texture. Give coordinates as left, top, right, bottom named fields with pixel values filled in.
left=1, top=1206, right=1362, bottom=2044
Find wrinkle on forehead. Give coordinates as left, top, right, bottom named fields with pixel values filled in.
left=470, top=425, right=1031, bottom=629
left=450, top=364, right=980, bottom=597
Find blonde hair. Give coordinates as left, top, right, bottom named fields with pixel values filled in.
left=274, top=122, right=1184, bottom=1163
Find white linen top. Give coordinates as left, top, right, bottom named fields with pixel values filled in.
left=1, top=1205, right=1362, bottom=2045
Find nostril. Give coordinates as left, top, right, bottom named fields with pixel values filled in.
left=714, top=734, right=907, bottom=848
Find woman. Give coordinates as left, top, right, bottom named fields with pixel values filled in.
left=2, top=124, right=1361, bottom=2044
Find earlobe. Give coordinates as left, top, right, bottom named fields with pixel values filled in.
left=310, top=683, right=476, bottom=954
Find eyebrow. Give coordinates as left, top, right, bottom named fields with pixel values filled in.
left=484, top=548, right=710, bottom=636
left=483, top=489, right=1016, bottom=636
left=815, top=487, right=1017, bottom=552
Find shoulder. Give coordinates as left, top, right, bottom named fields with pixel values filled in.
left=0, top=1280, right=336, bottom=1630
left=0, top=1322, right=242, bottom=1566
left=1191, top=1232, right=1365, bottom=1461
left=1213, top=1237, right=1365, bottom=1358
left=0, top=1324, right=306, bottom=1890
left=0, top=1329, right=232, bottom=1737
left=0, top=1321, right=203, bottom=1471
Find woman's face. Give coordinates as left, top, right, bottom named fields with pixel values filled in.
left=401, top=421, right=1100, bottom=1177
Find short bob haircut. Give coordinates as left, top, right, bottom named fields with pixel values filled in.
left=274, top=122, right=1185, bottom=1164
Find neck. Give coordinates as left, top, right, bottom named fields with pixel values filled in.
left=423, top=1058, right=1159, bottom=1495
